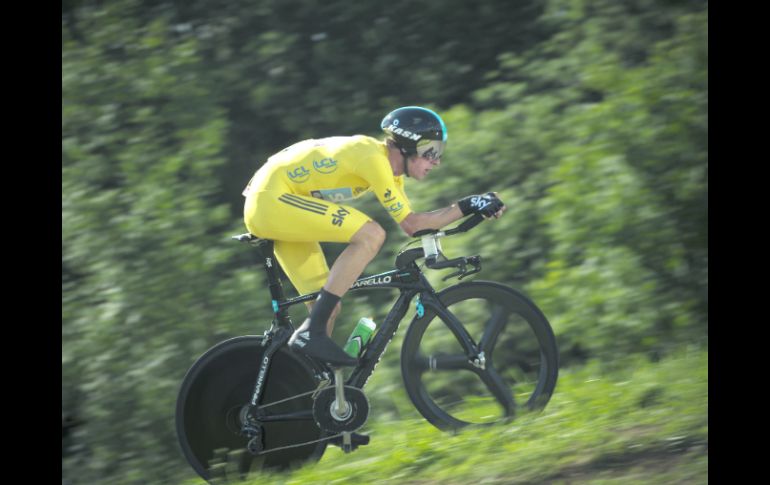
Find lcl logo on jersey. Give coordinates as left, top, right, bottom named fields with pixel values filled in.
left=313, top=158, right=338, bottom=174
left=389, top=202, right=404, bottom=213
left=287, top=166, right=310, bottom=183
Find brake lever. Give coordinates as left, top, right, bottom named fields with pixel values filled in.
left=458, top=266, right=481, bottom=280
left=458, top=256, right=482, bottom=280
left=441, top=256, right=482, bottom=281
left=442, top=266, right=465, bottom=282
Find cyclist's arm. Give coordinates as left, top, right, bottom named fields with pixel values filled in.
left=399, top=204, right=464, bottom=237
left=358, top=150, right=415, bottom=225
left=399, top=192, right=507, bottom=236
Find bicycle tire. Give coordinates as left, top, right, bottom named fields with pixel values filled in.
left=175, top=335, right=327, bottom=482
left=401, top=281, right=559, bottom=430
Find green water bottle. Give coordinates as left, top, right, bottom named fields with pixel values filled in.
left=343, top=317, right=377, bottom=358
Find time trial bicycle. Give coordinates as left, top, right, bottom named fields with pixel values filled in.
left=175, top=213, right=559, bottom=482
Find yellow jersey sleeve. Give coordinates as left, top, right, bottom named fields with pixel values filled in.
left=357, top=150, right=413, bottom=224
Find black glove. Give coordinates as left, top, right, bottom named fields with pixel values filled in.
left=457, top=193, right=504, bottom=217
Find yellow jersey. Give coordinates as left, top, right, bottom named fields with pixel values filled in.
left=243, top=135, right=412, bottom=223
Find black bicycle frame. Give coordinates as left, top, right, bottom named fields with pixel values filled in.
left=248, top=239, right=481, bottom=419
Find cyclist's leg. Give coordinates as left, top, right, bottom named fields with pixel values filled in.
left=272, top=240, right=341, bottom=335
left=293, top=221, right=385, bottom=365
left=323, top=221, right=386, bottom=297
left=272, top=240, right=329, bottom=296
left=290, top=221, right=385, bottom=345
left=244, top=191, right=380, bottom=364
left=298, top=222, right=385, bottom=335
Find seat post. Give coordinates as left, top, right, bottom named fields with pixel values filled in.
left=234, top=233, right=292, bottom=325
left=254, top=239, right=291, bottom=322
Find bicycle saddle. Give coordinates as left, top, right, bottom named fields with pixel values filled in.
left=232, top=233, right=261, bottom=244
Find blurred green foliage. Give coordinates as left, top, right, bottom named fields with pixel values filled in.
left=62, top=0, right=707, bottom=483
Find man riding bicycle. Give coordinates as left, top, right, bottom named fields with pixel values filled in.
left=242, top=106, right=506, bottom=366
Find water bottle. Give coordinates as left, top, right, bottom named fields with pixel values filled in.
left=343, top=317, right=377, bottom=358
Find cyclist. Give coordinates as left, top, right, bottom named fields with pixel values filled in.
left=242, top=106, right=506, bottom=366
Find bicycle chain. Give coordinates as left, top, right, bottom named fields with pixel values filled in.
left=256, top=389, right=318, bottom=410
left=246, top=380, right=347, bottom=455
left=255, top=432, right=345, bottom=455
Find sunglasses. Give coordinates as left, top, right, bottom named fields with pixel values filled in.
left=416, top=140, right=446, bottom=161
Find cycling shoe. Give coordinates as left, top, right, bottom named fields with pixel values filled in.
left=289, top=330, right=358, bottom=367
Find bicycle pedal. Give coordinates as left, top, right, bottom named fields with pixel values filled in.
left=328, top=432, right=370, bottom=451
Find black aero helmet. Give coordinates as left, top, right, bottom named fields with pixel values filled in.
left=380, top=106, right=448, bottom=161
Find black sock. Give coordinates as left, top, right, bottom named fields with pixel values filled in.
left=308, top=288, right=340, bottom=335
left=290, top=288, right=356, bottom=365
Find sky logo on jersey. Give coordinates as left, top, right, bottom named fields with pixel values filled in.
left=287, top=166, right=311, bottom=183
left=332, top=207, right=351, bottom=226
left=313, top=158, right=338, bottom=174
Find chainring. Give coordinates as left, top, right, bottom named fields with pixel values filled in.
left=312, top=386, right=369, bottom=434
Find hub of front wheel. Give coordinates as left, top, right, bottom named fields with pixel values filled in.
left=471, top=351, right=486, bottom=370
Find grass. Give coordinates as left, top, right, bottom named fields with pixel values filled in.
left=179, top=346, right=707, bottom=484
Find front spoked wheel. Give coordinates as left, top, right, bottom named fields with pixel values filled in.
left=175, top=336, right=327, bottom=483
left=401, top=281, right=559, bottom=430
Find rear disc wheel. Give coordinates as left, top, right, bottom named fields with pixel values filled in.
left=176, top=336, right=327, bottom=482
